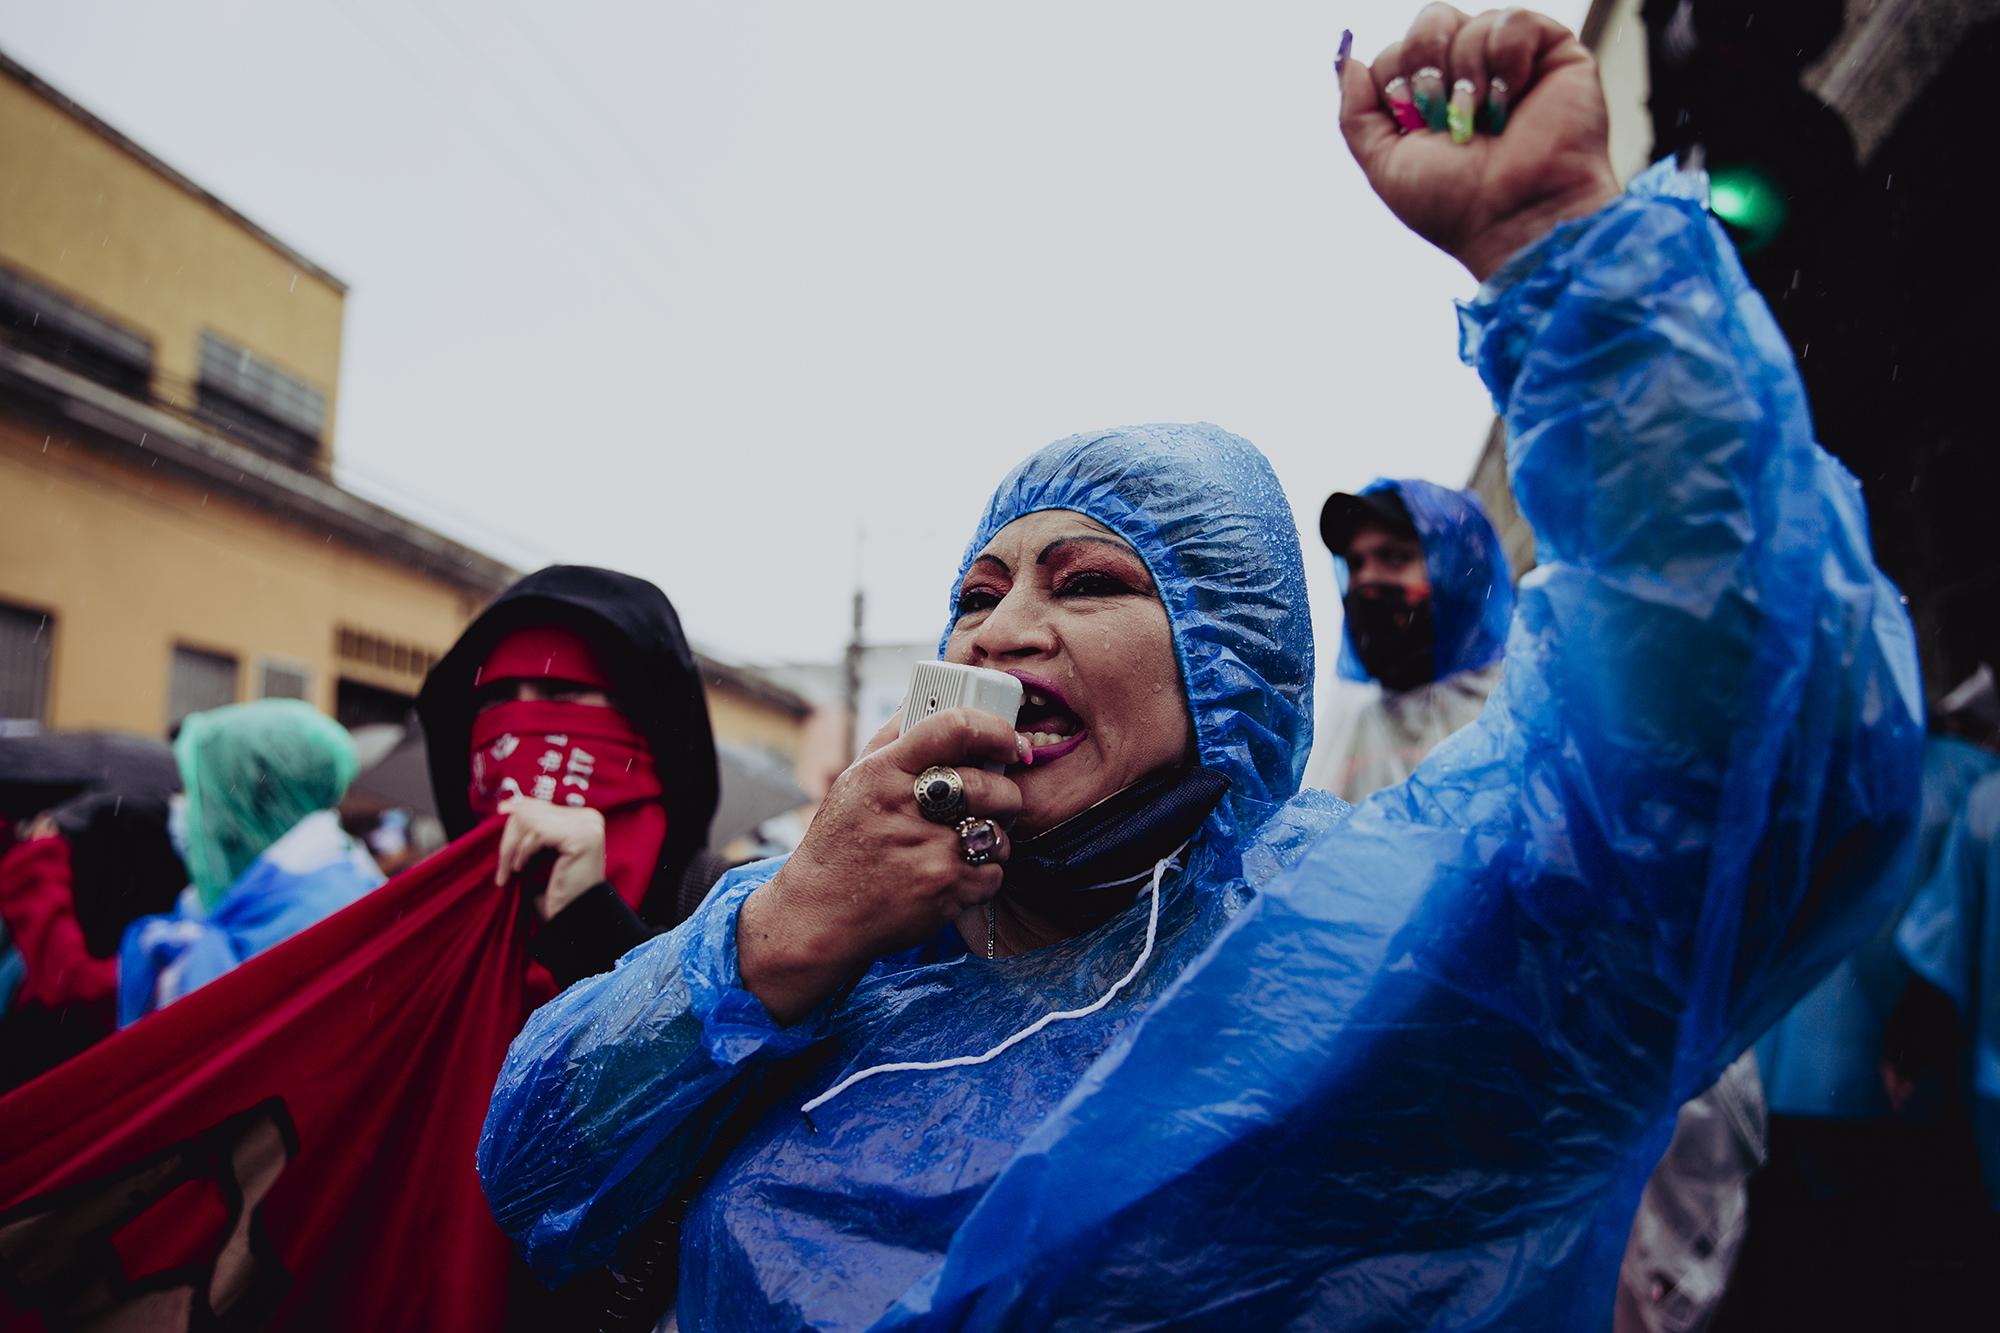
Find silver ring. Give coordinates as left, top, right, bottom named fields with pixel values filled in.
left=956, top=817, right=1003, bottom=867
left=1488, top=76, right=1509, bottom=94
left=1453, top=78, right=1477, bottom=94
left=1415, top=65, right=1443, bottom=81
left=914, top=766, right=968, bottom=825
left=1382, top=75, right=1410, bottom=95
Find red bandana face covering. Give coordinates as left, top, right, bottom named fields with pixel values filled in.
left=468, top=699, right=668, bottom=912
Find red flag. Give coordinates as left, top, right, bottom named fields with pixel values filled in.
left=0, top=821, right=526, bottom=1331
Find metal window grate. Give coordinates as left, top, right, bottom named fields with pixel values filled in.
left=0, top=603, right=55, bottom=729
left=169, top=645, right=239, bottom=728
left=0, top=265, right=153, bottom=397
left=261, top=661, right=311, bottom=701
left=197, top=332, right=326, bottom=439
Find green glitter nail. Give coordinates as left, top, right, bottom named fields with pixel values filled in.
left=1448, top=80, right=1476, bottom=144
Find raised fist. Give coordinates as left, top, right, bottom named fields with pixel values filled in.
left=1339, top=5, right=1623, bottom=281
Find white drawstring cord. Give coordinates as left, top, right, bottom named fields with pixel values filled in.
left=798, top=844, right=1184, bottom=1119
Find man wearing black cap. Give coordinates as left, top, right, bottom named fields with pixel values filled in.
left=1306, top=478, right=1513, bottom=801
left=1312, top=479, right=1765, bottom=1333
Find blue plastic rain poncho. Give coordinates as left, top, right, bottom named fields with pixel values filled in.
left=480, top=162, right=1923, bottom=1329
left=1308, top=479, right=1515, bottom=800
left=1755, top=734, right=2000, bottom=1117
left=479, top=419, right=1341, bottom=1320
left=1897, top=764, right=2000, bottom=1207
left=119, top=700, right=381, bottom=1025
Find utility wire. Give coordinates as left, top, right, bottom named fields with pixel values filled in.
left=404, top=0, right=683, bottom=291
left=141, top=363, right=567, bottom=568
left=329, top=0, right=680, bottom=302
left=491, top=0, right=707, bottom=245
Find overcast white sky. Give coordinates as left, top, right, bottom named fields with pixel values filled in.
left=2, top=0, right=1588, bottom=679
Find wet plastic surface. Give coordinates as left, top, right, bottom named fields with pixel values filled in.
left=1897, top=763, right=2000, bottom=1206
left=1757, top=735, right=2000, bottom=1118
left=119, top=809, right=381, bottom=1025
left=480, top=419, right=1343, bottom=1324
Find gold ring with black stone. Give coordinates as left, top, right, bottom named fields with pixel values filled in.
left=913, top=765, right=969, bottom=825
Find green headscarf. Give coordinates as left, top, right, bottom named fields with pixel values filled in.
left=174, top=699, right=360, bottom=909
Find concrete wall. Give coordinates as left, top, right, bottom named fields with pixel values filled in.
left=0, top=417, right=482, bottom=732
left=0, top=69, right=346, bottom=461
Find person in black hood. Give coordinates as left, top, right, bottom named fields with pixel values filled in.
left=418, top=566, right=723, bottom=995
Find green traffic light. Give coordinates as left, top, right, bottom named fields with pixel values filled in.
left=1708, top=165, right=1788, bottom=253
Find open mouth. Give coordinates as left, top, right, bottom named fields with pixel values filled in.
left=1010, top=675, right=1088, bottom=762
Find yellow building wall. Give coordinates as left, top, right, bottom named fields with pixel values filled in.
left=0, top=418, right=482, bottom=733
left=0, top=73, right=345, bottom=458
left=704, top=688, right=805, bottom=760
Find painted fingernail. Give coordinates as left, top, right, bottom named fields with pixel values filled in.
left=1448, top=78, right=1476, bottom=144
left=1482, top=76, right=1510, bottom=135
left=1383, top=77, right=1425, bottom=133
left=1335, top=29, right=1353, bottom=83
left=1017, top=734, right=1034, bottom=766
left=1412, top=66, right=1447, bottom=131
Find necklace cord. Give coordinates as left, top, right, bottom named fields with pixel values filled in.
left=797, top=842, right=1185, bottom=1118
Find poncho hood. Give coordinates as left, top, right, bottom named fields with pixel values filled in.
left=418, top=566, right=719, bottom=914
left=945, top=423, right=1315, bottom=849
left=174, top=699, right=359, bottom=909
left=1333, top=476, right=1514, bottom=685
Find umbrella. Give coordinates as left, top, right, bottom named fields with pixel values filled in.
left=712, top=740, right=809, bottom=847
left=343, top=723, right=437, bottom=817
left=0, top=731, right=180, bottom=821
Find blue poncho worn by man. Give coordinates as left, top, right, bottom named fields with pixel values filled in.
left=1304, top=479, right=1513, bottom=804
left=479, top=10, right=1925, bottom=1328
left=1307, top=481, right=1768, bottom=1333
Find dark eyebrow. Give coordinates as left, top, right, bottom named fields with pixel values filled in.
left=1035, top=535, right=1137, bottom=566
left=968, top=553, right=1010, bottom=577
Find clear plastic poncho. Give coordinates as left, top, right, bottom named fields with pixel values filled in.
left=481, top=162, right=1923, bottom=1330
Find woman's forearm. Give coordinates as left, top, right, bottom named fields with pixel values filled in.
left=736, top=866, right=875, bottom=1025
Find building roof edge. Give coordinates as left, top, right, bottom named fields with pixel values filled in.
left=0, top=344, right=516, bottom=597
left=695, top=653, right=814, bottom=719
left=0, top=47, right=350, bottom=295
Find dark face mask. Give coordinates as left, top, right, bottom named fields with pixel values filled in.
left=1344, top=585, right=1436, bottom=692
left=1002, top=766, right=1231, bottom=911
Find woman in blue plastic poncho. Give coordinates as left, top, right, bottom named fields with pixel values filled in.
left=480, top=8, right=1924, bottom=1328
